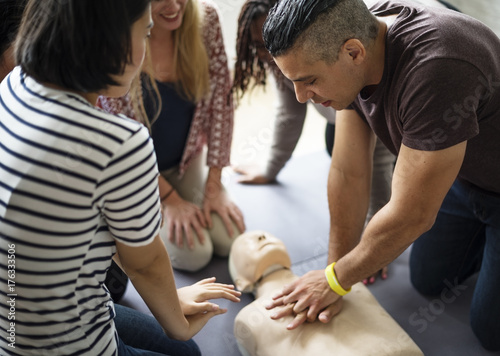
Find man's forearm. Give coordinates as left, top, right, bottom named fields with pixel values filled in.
left=327, top=166, right=371, bottom=263
left=335, top=200, right=432, bottom=290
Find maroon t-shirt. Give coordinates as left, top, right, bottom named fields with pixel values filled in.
left=349, top=0, right=500, bottom=194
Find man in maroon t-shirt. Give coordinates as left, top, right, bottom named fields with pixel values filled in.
left=261, top=0, right=500, bottom=351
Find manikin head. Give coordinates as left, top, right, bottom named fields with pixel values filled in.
left=229, top=231, right=291, bottom=293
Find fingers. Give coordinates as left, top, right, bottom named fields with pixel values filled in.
left=236, top=175, right=254, bottom=184
left=192, top=223, right=205, bottom=246
left=219, top=213, right=234, bottom=238
left=191, top=279, right=242, bottom=302
left=172, top=215, right=205, bottom=250
left=231, top=165, right=248, bottom=175
left=187, top=307, right=228, bottom=327
left=167, top=222, right=175, bottom=245
left=175, top=223, right=184, bottom=248
left=237, top=175, right=271, bottom=185
left=280, top=282, right=297, bottom=297
left=363, top=276, right=374, bottom=284
left=195, top=208, right=207, bottom=229
left=363, top=266, right=389, bottom=285
left=229, top=205, right=246, bottom=234
left=196, top=302, right=224, bottom=313
left=268, top=305, right=311, bottom=330
left=194, top=277, right=217, bottom=285
left=266, top=282, right=296, bottom=308
left=318, top=300, right=343, bottom=324
left=269, top=303, right=294, bottom=320
left=183, top=222, right=197, bottom=250
left=203, top=287, right=242, bottom=302
left=381, top=265, right=388, bottom=280
left=286, top=310, right=308, bottom=330
left=217, top=204, right=246, bottom=238
left=197, top=285, right=241, bottom=301
left=212, top=307, right=227, bottom=316
left=203, top=205, right=213, bottom=229
left=266, top=293, right=286, bottom=309
left=214, top=290, right=241, bottom=302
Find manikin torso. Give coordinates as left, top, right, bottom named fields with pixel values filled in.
left=234, top=267, right=424, bottom=356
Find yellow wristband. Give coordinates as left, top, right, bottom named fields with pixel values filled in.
left=325, top=262, right=351, bottom=296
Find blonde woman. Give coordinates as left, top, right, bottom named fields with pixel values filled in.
left=99, top=0, right=245, bottom=272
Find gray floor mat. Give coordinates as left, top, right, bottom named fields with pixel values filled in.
left=120, top=150, right=499, bottom=356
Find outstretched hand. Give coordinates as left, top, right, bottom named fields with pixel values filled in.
left=265, top=269, right=343, bottom=329
left=232, top=164, right=274, bottom=185
left=177, top=277, right=241, bottom=316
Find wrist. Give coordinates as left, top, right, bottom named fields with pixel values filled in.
left=207, top=167, right=222, bottom=182
left=160, top=187, right=175, bottom=204
left=324, top=262, right=351, bottom=296
left=205, top=176, right=223, bottom=199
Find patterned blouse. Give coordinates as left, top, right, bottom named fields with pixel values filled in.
left=98, top=0, right=234, bottom=176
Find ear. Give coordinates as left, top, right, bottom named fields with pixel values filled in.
left=342, top=39, right=366, bottom=64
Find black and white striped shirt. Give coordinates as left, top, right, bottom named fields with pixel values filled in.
left=0, top=67, right=161, bottom=355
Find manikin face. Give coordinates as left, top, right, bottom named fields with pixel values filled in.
left=273, top=44, right=366, bottom=111
left=229, top=231, right=291, bottom=292
left=151, top=0, right=188, bottom=32
left=106, top=5, right=153, bottom=98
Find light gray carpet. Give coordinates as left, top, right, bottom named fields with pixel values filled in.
left=120, top=150, right=499, bottom=356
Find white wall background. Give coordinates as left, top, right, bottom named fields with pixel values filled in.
left=212, top=0, right=246, bottom=69
left=445, top=0, right=500, bottom=37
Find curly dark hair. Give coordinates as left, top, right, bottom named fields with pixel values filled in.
left=232, top=0, right=283, bottom=103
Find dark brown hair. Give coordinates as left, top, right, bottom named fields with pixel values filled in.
left=0, top=0, right=27, bottom=56
left=15, top=0, right=151, bottom=92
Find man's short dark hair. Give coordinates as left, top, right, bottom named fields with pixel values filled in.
left=15, top=0, right=151, bottom=93
left=0, top=0, right=27, bottom=56
left=263, top=0, right=378, bottom=62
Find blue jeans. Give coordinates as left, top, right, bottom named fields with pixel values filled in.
left=410, top=179, right=500, bottom=351
left=115, top=304, right=201, bottom=356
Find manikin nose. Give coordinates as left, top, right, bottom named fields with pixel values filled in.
left=258, top=235, right=266, bottom=241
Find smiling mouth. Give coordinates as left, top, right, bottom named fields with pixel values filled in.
left=161, top=11, right=179, bottom=20
left=321, top=100, right=331, bottom=107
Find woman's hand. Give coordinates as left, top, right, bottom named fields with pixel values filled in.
left=162, top=191, right=207, bottom=249
left=203, top=168, right=246, bottom=236
left=177, top=277, right=241, bottom=316
left=232, top=164, right=274, bottom=184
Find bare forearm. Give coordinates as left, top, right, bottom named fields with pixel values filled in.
left=335, top=201, right=432, bottom=290
left=205, top=167, right=223, bottom=198
left=327, top=166, right=370, bottom=263
left=334, top=142, right=466, bottom=289
left=128, top=254, right=191, bottom=339
left=119, top=239, right=190, bottom=340
left=207, top=167, right=222, bottom=183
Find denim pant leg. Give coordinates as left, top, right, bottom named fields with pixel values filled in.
left=115, top=304, right=201, bottom=356
left=410, top=180, right=500, bottom=351
left=468, top=186, right=500, bottom=351
left=410, top=180, right=485, bottom=294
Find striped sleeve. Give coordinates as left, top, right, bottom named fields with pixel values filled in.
left=94, top=124, right=161, bottom=246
